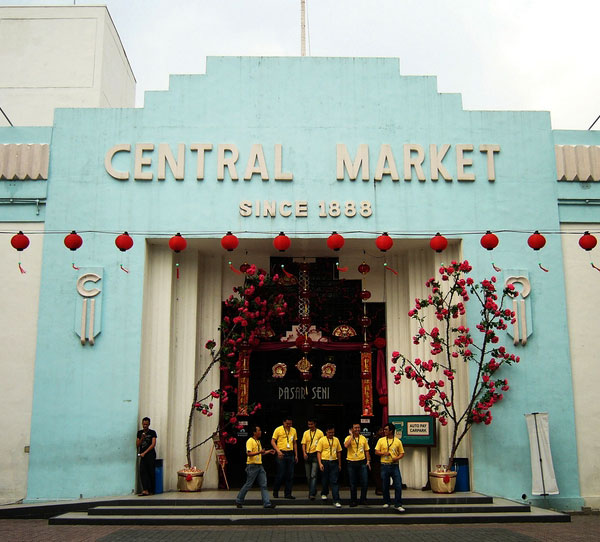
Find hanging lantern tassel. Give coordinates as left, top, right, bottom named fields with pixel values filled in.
left=229, top=261, right=242, bottom=274
left=175, top=261, right=180, bottom=280
left=591, top=262, right=600, bottom=272
left=527, top=231, right=548, bottom=273
left=336, top=262, right=348, bottom=272
left=281, top=265, right=294, bottom=278
left=384, top=262, right=398, bottom=275
left=11, top=231, right=30, bottom=274
left=120, top=264, right=129, bottom=273
left=72, top=262, right=80, bottom=270
left=492, top=263, right=502, bottom=272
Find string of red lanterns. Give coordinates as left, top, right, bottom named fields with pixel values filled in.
left=6, top=230, right=600, bottom=275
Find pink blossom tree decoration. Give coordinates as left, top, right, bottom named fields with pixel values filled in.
left=390, top=260, right=521, bottom=468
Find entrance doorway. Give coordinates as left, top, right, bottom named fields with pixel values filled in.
left=221, top=257, right=386, bottom=488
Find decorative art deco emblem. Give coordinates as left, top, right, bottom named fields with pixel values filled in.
left=272, top=362, right=287, bottom=379
left=505, top=275, right=532, bottom=346
left=321, top=362, right=336, bottom=379
left=75, top=269, right=103, bottom=346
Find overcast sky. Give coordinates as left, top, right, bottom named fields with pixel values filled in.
left=6, top=0, right=600, bottom=130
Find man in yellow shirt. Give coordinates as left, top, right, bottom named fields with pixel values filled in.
left=235, top=425, right=276, bottom=509
left=301, top=418, right=324, bottom=500
left=316, top=424, right=342, bottom=508
left=374, top=422, right=405, bottom=512
left=344, top=423, right=371, bottom=507
left=271, top=416, right=298, bottom=499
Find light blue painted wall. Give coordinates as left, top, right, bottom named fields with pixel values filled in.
left=20, top=57, right=583, bottom=507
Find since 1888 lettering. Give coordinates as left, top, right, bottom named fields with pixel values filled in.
left=239, top=200, right=372, bottom=218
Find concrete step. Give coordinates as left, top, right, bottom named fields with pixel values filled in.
left=49, top=506, right=570, bottom=526
left=102, top=495, right=495, bottom=506
left=87, top=502, right=531, bottom=516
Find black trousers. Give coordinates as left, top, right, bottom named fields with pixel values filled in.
left=139, top=453, right=156, bottom=492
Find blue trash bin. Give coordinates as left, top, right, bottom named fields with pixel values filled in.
left=454, top=458, right=470, bottom=492
left=154, top=458, right=163, bottom=494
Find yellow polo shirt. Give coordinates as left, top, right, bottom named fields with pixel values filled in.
left=316, top=436, right=342, bottom=461
left=272, top=425, right=297, bottom=451
left=301, top=428, right=324, bottom=454
left=375, top=437, right=404, bottom=464
left=246, top=437, right=263, bottom=465
left=344, top=434, right=370, bottom=461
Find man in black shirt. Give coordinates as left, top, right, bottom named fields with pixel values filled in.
left=136, top=417, right=157, bottom=495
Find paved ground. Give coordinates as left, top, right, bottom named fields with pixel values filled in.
left=1, top=515, right=598, bottom=542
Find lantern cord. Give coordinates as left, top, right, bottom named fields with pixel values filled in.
left=492, top=263, right=502, bottom=272
left=120, top=264, right=129, bottom=274
left=384, top=263, right=398, bottom=275
left=538, top=263, right=549, bottom=273
left=18, top=262, right=26, bottom=274
left=229, top=262, right=242, bottom=274
left=72, top=262, right=79, bottom=270
left=591, top=262, right=600, bottom=272
left=336, top=263, right=348, bottom=272
left=281, top=265, right=294, bottom=278
left=175, top=261, right=180, bottom=280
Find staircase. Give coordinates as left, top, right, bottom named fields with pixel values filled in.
left=48, top=492, right=569, bottom=525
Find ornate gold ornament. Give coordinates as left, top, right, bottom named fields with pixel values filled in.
left=272, top=362, right=287, bottom=379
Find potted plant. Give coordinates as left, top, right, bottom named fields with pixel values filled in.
left=180, top=265, right=286, bottom=490
left=389, top=260, right=520, bottom=493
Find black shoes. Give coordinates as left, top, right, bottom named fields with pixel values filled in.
left=235, top=503, right=242, bottom=508
left=350, top=502, right=358, bottom=508
left=284, top=495, right=296, bottom=500
left=264, top=503, right=276, bottom=509
left=273, top=492, right=279, bottom=498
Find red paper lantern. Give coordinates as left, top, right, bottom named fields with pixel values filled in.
left=273, top=232, right=291, bottom=252
left=360, top=289, right=371, bottom=300
left=430, top=233, right=448, bottom=253
left=221, top=231, right=239, bottom=251
left=360, top=316, right=371, bottom=327
left=527, top=231, right=546, bottom=251
left=327, top=231, right=345, bottom=251
left=169, top=232, right=187, bottom=253
left=295, top=336, right=313, bottom=352
left=64, top=231, right=83, bottom=251
left=375, top=232, right=393, bottom=252
left=11, top=231, right=30, bottom=251
left=239, top=262, right=250, bottom=273
left=358, top=262, right=370, bottom=275
left=579, top=231, right=597, bottom=251
left=115, top=232, right=134, bottom=252
left=299, top=315, right=311, bottom=326
left=480, top=231, right=499, bottom=251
